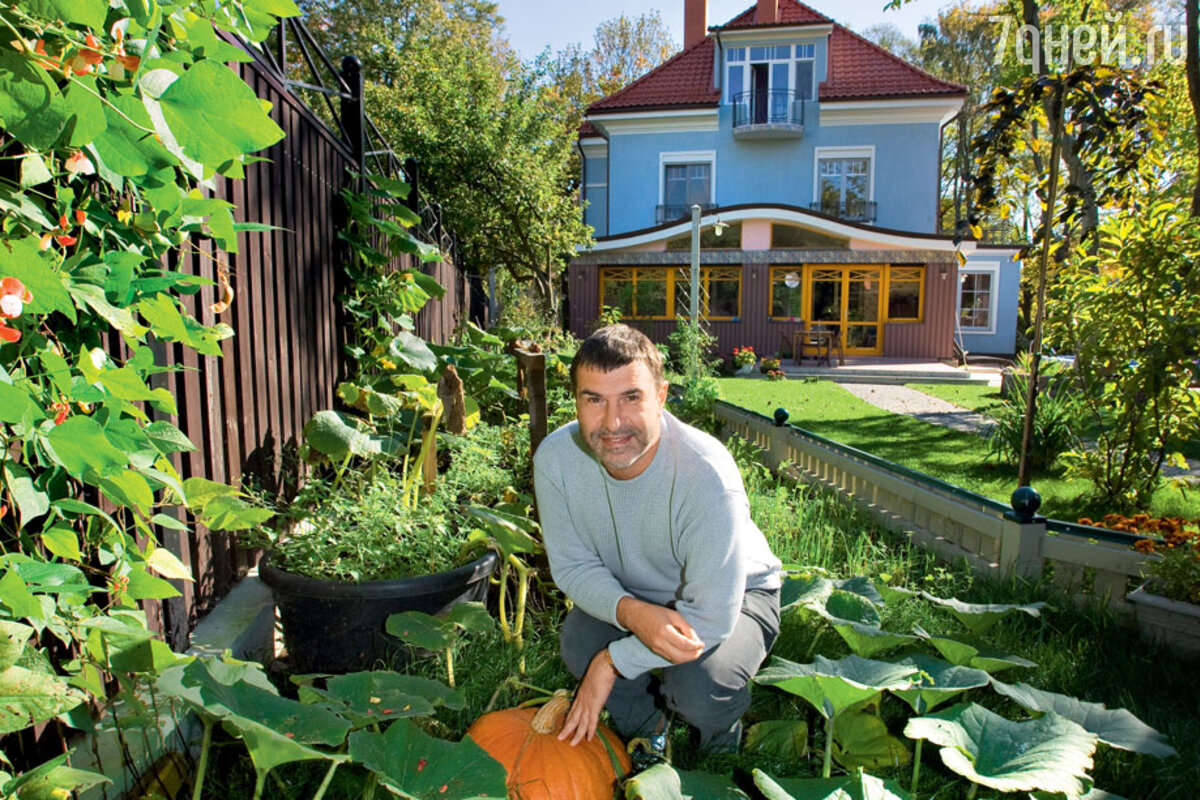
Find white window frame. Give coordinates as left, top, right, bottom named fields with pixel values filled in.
left=794, top=43, right=816, bottom=101
left=812, top=146, right=876, bottom=206
left=659, top=150, right=717, bottom=207
left=957, top=262, right=1000, bottom=334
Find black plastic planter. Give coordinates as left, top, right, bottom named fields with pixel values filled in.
left=258, top=550, right=498, bottom=674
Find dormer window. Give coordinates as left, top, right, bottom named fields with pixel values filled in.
left=725, top=43, right=816, bottom=106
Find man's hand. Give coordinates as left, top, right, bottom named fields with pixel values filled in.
left=617, top=596, right=704, bottom=664
left=558, top=648, right=619, bottom=746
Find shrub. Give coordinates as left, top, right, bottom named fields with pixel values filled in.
left=988, top=353, right=1082, bottom=470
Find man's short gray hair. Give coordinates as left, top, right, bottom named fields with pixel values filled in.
left=570, top=325, right=664, bottom=392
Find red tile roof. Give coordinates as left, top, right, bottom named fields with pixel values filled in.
left=821, top=25, right=965, bottom=100
left=586, top=0, right=963, bottom=117
left=589, top=37, right=720, bottom=113
left=717, top=0, right=832, bottom=28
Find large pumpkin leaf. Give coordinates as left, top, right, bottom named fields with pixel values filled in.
left=832, top=710, right=911, bottom=772
left=313, top=671, right=465, bottom=726
left=990, top=680, right=1175, bottom=758
left=348, top=719, right=508, bottom=800
left=464, top=506, right=542, bottom=556
left=389, top=331, right=439, bottom=374
left=903, top=703, right=1097, bottom=796
left=157, top=658, right=349, bottom=749
left=385, top=602, right=494, bottom=652
left=892, top=653, right=990, bottom=714
left=831, top=622, right=916, bottom=658
left=753, top=769, right=912, bottom=800
left=754, top=655, right=917, bottom=719
left=151, top=61, right=284, bottom=168
left=780, top=573, right=883, bottom=616
left=0, top=52, right=68, bottom=148
left=302, top=410, right=401, bottom=461
left=745, top=720, right=808, bottom=760
left=623, top=763, right=749, bottom=799
left=1, top=752, right=109, bottom=800
left=0, top=664, right=87, bottom=735
left=913, top=626, right=1036, bottom=673
left=918, top=593, right=1047, bottom=634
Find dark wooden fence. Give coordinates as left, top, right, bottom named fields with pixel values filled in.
left=145, top=25, right=470, bottom=650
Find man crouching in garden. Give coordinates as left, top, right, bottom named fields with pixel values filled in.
left=533, top=324, right=782, bottom=756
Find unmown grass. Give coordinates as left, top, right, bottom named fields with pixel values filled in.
left=718, top=377, right=1200, bottom=521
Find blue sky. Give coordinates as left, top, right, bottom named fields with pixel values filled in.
left=494, top=0, right=951, bottom=59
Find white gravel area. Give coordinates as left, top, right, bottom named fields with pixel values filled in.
left=839, top=383, right=992, bottom=436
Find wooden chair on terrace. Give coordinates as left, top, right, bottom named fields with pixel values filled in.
left=793, top=329, right=832, bottom=366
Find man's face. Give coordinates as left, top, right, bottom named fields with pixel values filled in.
left=575, top=360, right=669, bottom=480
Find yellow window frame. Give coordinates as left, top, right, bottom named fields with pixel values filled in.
left=692, top=266, right=742, bottom=320
left=883, top=265, right=924, bottom=323
left=599, top=266, right=675, bottom=320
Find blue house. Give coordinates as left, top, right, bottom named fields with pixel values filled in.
left=568, top=0, right=1021, bottom=362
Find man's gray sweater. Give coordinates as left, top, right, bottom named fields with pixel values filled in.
left=533, top=409, right=782, bottom=678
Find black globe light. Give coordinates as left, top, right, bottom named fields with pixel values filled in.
left=773, top=407, right=789, bottom=427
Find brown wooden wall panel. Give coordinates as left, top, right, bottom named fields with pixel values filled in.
left=882, top=261, right=957, bottom=360
left=146, top=45, right=467, bottom=648
left=568, top=259, right=959, bottom=363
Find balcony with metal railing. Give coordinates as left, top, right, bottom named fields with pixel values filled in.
left=810, top=198, right=877, bottom=224
left=732, top=90, right=806, bottom=139
left=656, top=203, right=716, bottom=225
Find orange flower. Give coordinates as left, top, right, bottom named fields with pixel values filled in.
left=50, top=401, right=69, bottom=425
left=1134, top=539, right=1157, bottom=555
left=58, top=213, right=68, bottom=230
left=74, top=208, right=87, bottom=226
left=115, top=54, right=140, bottom=73
left=54, top=235, right=77, bottom=247
left=0, top=324, right=20, bottom=343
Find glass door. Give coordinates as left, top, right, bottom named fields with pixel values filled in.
left=806, top=267, right=883, bottom=356
left=845, top=268, right=882, bottom=354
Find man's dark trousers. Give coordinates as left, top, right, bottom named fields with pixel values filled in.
left=560, top=587, right=780, bottom=750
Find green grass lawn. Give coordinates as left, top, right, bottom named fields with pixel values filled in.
left=717, top=377, right=1200, bottom=521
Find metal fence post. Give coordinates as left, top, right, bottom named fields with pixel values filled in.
left=340, top=55, right=365, bottom=184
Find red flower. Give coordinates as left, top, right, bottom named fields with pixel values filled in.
left=54, top=235, right=77, bottom=248
left=50, top=402, right=69, bottom=425
left=0, top=278, right=32, bottom=320
left=74, top=208, right=87, bottom=226
left=58, top=213, right=69, bottom=230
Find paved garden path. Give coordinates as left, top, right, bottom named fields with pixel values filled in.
left=838, top=383, right=992, bottom=436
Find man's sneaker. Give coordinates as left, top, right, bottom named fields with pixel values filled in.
left=626, top=732, right=669, bottom=772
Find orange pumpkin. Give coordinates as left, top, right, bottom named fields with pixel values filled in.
left=466, top=690, right=633, bottom=800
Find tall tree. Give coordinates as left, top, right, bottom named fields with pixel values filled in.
left=302, top=0, right=590, bottom=309
left=543, top=12, right=678, bottom=135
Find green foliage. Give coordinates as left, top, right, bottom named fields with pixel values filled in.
left=1047, top=198, right=1200, bottom=509
left=0, top=0, right=295, bottom=785
left=268, top=472, right=462, bottom=582
left=306, top=0, right=592, bottom=306
left=667, top=319, right=721, bottom=424
left=989, top=353, right=1082, bottom=470
left=157, top=654, right=507, bottom=800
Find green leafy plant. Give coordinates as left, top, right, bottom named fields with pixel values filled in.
left=386, top=601, right=495, bottom=687
left=989, top=353, right=1082, bottom=470
left=0, top=0, right=293, bottom=785
left=156, top=655, right=506, bottom=800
